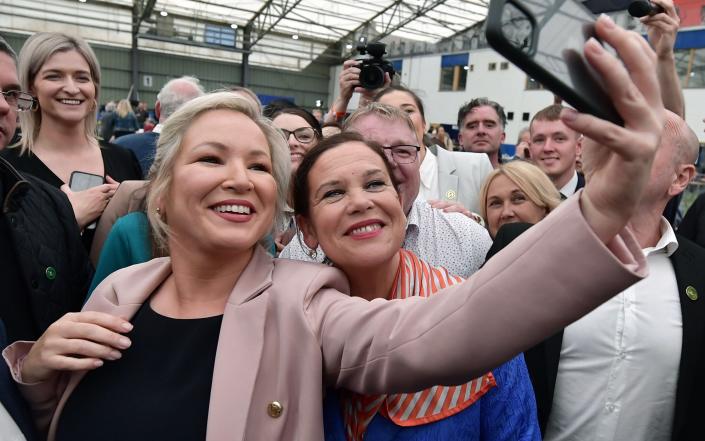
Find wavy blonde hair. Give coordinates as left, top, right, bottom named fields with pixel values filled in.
left=145, top=92, right=291, bottom=252
left=479, top=160, right=561, bottom=226
left=16, top=32, right=101, bottom=153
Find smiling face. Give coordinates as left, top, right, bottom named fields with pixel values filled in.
left=0, top=52, right=19, bottom=149
left=529, top=118, right=582, bottom=189
left=298, top=141, right=406, bottom=272
left=485, top=174, right=547, bottom=238
left=31, top=49, right=96, bottom=128
left=272, top=113, right=318, bottom=171
left=458, top=105, right=505, bottom=155
left=165, top=109, right=277, bottom=256
left=376, top=90, right=426, bottom=146
left=346, top=114, right=420, bottom=215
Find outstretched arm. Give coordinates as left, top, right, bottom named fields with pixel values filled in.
left=313, top=15, right=661, bottom=395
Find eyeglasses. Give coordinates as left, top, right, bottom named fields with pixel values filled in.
left=280, top=127, right=317, bottom=144
left=0, top=90, right=35, bottom=112
left=382, top=144, right=420, bottom=164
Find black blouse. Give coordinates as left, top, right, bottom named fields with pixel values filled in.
left=55, top=302, right=223, bottom=441
left=0, top=142, right=142, bottom=250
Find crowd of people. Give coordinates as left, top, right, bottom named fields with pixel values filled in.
left=0, top=1, right=704, bottom=440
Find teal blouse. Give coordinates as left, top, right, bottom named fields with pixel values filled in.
left=87, top=211, right=152, bottom=298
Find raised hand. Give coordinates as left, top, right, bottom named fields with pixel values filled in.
left=561, top=15, right=665, bottom=243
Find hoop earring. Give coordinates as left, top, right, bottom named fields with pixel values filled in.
left=305, top=247, right=318, bottom=260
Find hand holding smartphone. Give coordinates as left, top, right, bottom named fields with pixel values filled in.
left=487, top=2, right=665, bottom=243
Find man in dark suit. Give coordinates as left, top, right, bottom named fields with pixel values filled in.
left=114, top=76, right=204, bottom=177
left=679, top=192, right=705, bottom=248
left=527, top=111, right=703, bottom=441
left=528, top=104, right=585, bottom=199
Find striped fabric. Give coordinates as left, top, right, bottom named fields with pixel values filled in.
left=342, top=249, right=496, bottom=441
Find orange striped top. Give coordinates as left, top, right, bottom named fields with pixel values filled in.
left=342, top=249, right=496, bottom=441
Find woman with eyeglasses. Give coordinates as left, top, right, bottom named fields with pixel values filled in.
left=0, top=32, right=142, bottom=251
left=271, top=107, right=322, bottom=173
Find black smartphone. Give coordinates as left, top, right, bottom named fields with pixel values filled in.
left=69, top=171, right=105, bottom=230
left=485, top=0, right=622, bottom=125
left=69, top=171, right=104, bottom=192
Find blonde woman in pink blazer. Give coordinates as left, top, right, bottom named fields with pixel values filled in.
left=5, top=18, right=664, bottom=441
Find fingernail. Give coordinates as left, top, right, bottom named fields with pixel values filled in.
left=585, top=37, right=605, bottom=56
left=119, top=337, right=131, bottom=348
left=94, top=360, right=104, bottom=367
left=122, top=322, right=133, bottom=331
left=561, top=108, right=578, bottom=121
left=108, top=350, right=121, bottom=360
left=599, top=13, right=616, bottom=28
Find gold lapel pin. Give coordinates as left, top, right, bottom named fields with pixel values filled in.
left=445, top=189, right=457, bottom=201
left=686, top=286, right=698, bottom=301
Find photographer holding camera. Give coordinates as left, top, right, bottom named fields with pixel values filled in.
left=326, top=43, right=395, bottom=124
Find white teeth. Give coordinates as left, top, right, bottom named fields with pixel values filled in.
left=214, top=204, right=251, bottom=214
left=350, top=223, right=381, bottom=235
left=59, top=99, right=81, bottom=105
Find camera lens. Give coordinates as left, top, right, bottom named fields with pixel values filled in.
left=359, top=65, right=384, bottom=89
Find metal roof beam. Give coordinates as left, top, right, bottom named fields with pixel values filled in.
left=247, top=0, right=306, bottom=47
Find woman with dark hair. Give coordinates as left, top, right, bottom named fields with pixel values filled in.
left=292, top=132, right=540, bottom=441
left=272, top=107, right=322, bottom=173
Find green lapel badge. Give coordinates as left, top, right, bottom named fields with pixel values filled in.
left=686, top=285, right=698, bottom=301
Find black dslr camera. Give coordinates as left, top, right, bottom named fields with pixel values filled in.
left=356, top=42, right=395, bottom=90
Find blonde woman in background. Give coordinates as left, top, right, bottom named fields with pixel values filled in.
left=112, top=99, right=140, bottom=139
left=480, top=160, right=561, bottom=239
left=0, top=32, right=142, bottom=250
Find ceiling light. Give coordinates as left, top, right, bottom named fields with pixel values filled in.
left=346, top=43, right=353, bottom=49
left=160, top=10, right=168, bottom=16
left=292, top=34, right=299, bottom=40
left=78, top=0, right=86, bottom=3
left=463, top=65, right=469, bottom=70
left=230, top=23, right=238, bottom=29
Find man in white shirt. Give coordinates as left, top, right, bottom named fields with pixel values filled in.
left=279, top=103, right=492, bottom=278
left=528, top=104, right=585, bottom=198
left=528, top=111, right=704, bottom=441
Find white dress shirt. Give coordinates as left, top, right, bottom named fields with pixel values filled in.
left=559, top=171, right=579, bottom=198
left=278, top=199, right=492, bottom=278
left=418, top=148, right=440, bottom=202
left=545, top=218, right=682, bottom=441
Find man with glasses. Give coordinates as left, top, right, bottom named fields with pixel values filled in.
left=280, top=103, right=491, bottom=278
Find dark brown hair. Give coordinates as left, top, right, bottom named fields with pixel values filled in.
left=292, top=131, right=399, bottom=218
left=272, top=106, right=322, bottom=137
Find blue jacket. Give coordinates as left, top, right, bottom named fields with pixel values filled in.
left=323, top=354, right=540, bottom=441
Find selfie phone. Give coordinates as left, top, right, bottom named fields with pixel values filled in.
left=485, top=0, right=622, bottom=125
left=69, top=171, right=105, bottom=230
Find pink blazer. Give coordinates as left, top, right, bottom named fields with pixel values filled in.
left=5, top=195, right=646, bottom=441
